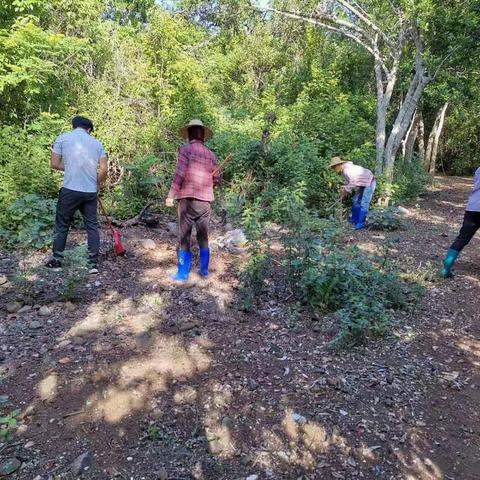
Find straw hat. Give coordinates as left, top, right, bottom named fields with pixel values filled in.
left=329, top=156, right=347, bottom=168
left=179, top=119, right=213, bottom=140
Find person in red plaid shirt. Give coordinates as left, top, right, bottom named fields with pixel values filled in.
left=166, top=119, right=220, bottom=281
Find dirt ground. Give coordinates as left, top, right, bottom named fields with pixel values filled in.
left=1, top=176, right=480, bottom=480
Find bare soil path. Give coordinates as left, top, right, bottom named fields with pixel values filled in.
left=0, top=176, right=479, bottom=480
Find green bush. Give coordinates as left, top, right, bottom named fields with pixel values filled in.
left=0, top=194, right=56, bottom=249
left=368, top=207, right=405, bottom=231
left=106, top=154, right=174, bottom=219
left=237, top=186, right=415, bottom=347
left=59, top=245, right=90, bottom=301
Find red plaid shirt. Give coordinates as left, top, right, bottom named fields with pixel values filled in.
left=167, top=140, right=219, bottom=202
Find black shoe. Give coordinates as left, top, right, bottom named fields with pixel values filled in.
left=46, top=258, right=62, bottom=269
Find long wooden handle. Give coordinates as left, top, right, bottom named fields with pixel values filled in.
left=98, top=197, right=115, bottom=235
left=212, top=153, right=233, bottom=177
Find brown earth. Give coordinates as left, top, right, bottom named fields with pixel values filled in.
left=0, top=175, right=479, bottom=480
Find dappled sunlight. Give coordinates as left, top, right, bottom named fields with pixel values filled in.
left=397, top=451, right=443, bottom=480
left=256, top=409, right=349, bottom=470
left=38, top=373, right=58, bottom=402
left=201, top=380, right=237, bottom=457
left=81, top=335, right=213, bottom=424
left=456, top=335, right=480, bottom=368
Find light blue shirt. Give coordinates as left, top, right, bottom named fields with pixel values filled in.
left=52, top=128, right=106, bottom=193
left=467, top=167, right=480, bottom=212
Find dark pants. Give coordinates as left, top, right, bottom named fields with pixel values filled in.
left=178, top=198, right=211, bottom=251
left=53, top=187, right=99, bottom=263
left=451, top=211, right=480, bottom=252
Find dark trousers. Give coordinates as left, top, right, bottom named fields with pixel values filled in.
left=178, top=198, right=211, bottom=251
left=451, top=211, right=480, bottom=252
left=53, top=187, right=99, bottom=263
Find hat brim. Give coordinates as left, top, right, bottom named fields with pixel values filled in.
left=329, top=159, right=347, bottom=168
left=179, top=125, right=213, bottom=140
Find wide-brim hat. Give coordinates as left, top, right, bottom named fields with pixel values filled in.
left=179, top=119, right=213, bottom=140
left=329, top=156, right=347, bottom=168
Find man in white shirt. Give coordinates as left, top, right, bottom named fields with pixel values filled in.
left=47, top=116, right=108, bottom=273
left=330, top=156, right=376, bottom=230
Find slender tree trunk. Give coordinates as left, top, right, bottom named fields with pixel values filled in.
left=374, top=59, right=399, bottom=176
left=403, top=111, right=419, bottom=163
left=428, top=102, right=449, bottom=174
left=418, top=112, right=426, bottom=165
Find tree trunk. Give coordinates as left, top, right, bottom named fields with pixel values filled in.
left=428, top=102, right=449, bottom=174
left=383, top=71, right=430, bottom=181
left=403, top=111, right=419, bottom=163
left=374, top=60, right=399, bottom=176
left=418, top=112, right=426, bottom=165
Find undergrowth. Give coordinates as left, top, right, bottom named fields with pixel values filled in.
left=239, top=183, right=421, bottom=347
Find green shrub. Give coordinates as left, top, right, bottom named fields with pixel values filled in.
left=368, top=207, right=405, bottom=231
left=0, top=194, right=56, bottom=249
left=287, top=222, right=409, bottom=347
left=59, top=245, right=90, bottom=301
left=106, top=154, right=174, bottom=219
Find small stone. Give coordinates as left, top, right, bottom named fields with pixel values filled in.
left=28, top=321, right=42, bottom=330
left=246, top=475, right=259, bottom=480
left=384, top=398, right=394, bottom=408
left=221, top=416, right=234, bottom=429
left=291, top=413, right=307, bottom=425
left=94, top=281, right=101, bottom=288
left=24, top=441, right=35, bottom=449
left=57, top=340, right=72, bottom=349
left=0, top=275, right=8, bottom=285
left=38, top=306, right=51, bottom=317
left=6, top=302, right=23, bottom=314
left=141, top=239, right=156, bottom=250
left=157, top=466, right=168, bottom=480
left=0, top=458, right=22, bottom=476
left=347, top=457, right=357, bottom=467
left=208, top=439, right=223, bottom=455
left=339, top=409, right=348, bottom=416
left=179, top=321, right=198, bottom=332
left=71, top=452, right=93, bottom=476
left=326, top=376, right=343, bottom=388
left=64, top=302, right=76, bottom=312
left=59, top=357, right=71, bottom=364
left=0, top=395, right=9, bottom=405
left=126, top=457, right=133, bottom=462
left=247, top=378, right=258, bottom=390
left=18, top=305, right=32, bottom=314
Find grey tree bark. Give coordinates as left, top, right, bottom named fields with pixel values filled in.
left=403, top=111, right=420, bottom=163
left=426, top=102, right=449, bottom=174
left=418, top=112, right=426, bottom=165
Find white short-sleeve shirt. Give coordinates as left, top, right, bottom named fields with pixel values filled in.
left=52, top=128, right=106, bottom=193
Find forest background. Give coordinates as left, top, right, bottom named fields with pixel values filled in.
left=0, top=0, right=479, bottom=247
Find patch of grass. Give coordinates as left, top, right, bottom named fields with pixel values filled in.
left=0, top=409, right=21, bottom=441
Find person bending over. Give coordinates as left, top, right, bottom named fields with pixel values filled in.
left=166, top=119, right=220, bottom=281
left=330, top=156, right=376, bottom=230
left=47, top=116, right=108, bottom=274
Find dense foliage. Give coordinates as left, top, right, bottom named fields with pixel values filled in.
left=1, top=0, right=478, bottom=240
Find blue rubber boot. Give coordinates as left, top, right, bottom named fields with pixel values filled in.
left=350, top=205, right=360, bottom=225
left=172, top=250, right=192, bottom=281
left=354, top=208, right=368, bottom=230
left=441, top=248, right=459, bottom=278
left=199, top=248, right=210, bottom=277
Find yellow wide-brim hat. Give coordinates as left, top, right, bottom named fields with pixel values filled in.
left=329, top=156, right=347, bottom=168
left=179, top=119, right=213, bottom=140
